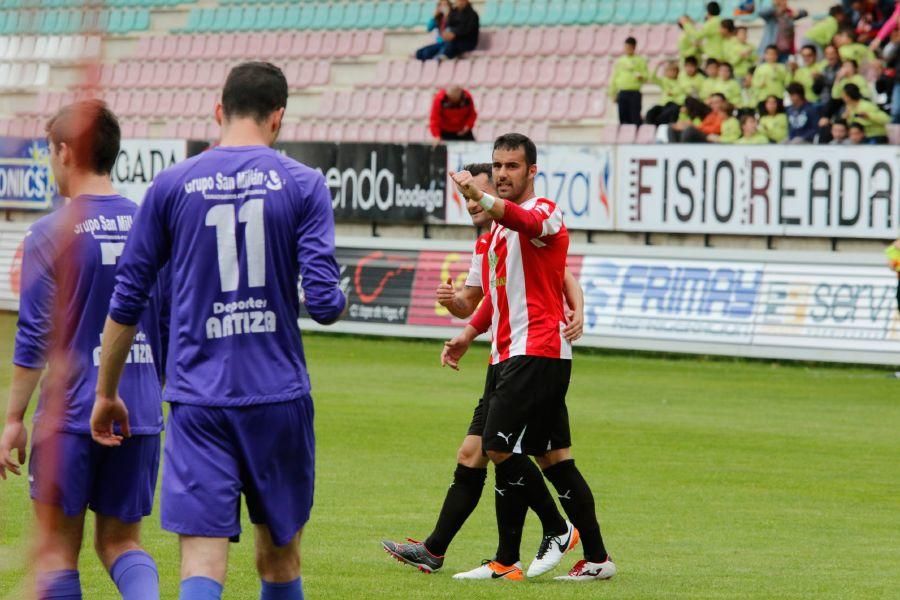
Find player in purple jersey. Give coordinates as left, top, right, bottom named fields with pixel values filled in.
left=0, top=101, right=164, bottom=600
left=91, top=63, right=346, bottom=600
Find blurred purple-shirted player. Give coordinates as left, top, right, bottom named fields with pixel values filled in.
left=90, top=62, right=346, bottom=600
left=0, top=100, right=164, bottom=600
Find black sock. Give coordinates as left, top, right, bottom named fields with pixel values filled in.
left=495, top=454, right=566, bottom=536
left=424, top=464, right=487, bottom=556
left=543, top=459, right=608, bottom=562
left=494, top=474, right=528, bottom=566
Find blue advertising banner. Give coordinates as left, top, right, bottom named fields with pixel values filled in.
left=0, top=138, right=59, bottom=211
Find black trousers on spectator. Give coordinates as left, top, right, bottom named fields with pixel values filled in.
left=646, top=102, right=680, bottom=126
left=617, top=90, right=642, bottom=125
left=667, top=126, right=708, bottom=143
left=440, top=130, right=476, bottom=141
left=443, top=37, right=478, bottom=59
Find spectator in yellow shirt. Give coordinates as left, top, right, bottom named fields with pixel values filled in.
left=699, top=58, right=721, bottom=100
left=789, top=45, right=822, bottom=102
left=724, top=24, right=757, bottom=78
left=843, top=83, right=890, bottom=143
left=759, top=95, right=789, bottom=142
left=647, top=61, right=686, bottom=125
left=752, top=45, right=789, bottom=105
left=736, top=114, right=771, bottom=143
left=678, top=56, right=705, bottom=98
left=713, top=62, right=742, bottom=106
left=802, top=4, right=847, bottom=56
left=609, top=36, right=650, bottom=125
left=834, top=29, right=876, bottom=66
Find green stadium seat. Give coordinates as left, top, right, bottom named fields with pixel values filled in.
left=67, top=10, right=83, bottom=34
left=612, top=1, right=634, bottom=25
left=528, top=1, right=549, bottom=27
left=578, top=1, right=598, bottom=25
left=595, top=1, right=615, bottom=24
left=326, top=2, right=346, bottom=29
left=545, top=0, right=567, bottom=26
left=133, top=9, right=150, bottom=33
left=253, top=6, right=274, bottom=31
left=182, top=9, right=201, bottom=32
left=211, top=8, right=229, bottom=32
left=3, top=11, right=18, bottom=34
left=107, top=8, right=123, bottom=33
left=270, top=5, right=287, bottom=30
left=358, top=3, right=376, bottom=29
left=400, top=1, right=421, bottom=29
left=387, top=1, right=406, bottom=28
left=296, top=4, right=315, bottom=29
left=310, top=3, right=329, bottom=29
left=631, top=0, right=653, bottom=24
left=494, top=0, right=516, bottom=27
left=665, top=0, right=688, bottom=22
left=481, top=0, right=498, bottom=26
left=283, top=5, right=301, bottom=29
left=371, top=2, right=391, bottom=29
left=40, top=10, right=58, bottom=33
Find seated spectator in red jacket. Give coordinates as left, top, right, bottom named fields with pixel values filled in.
left=429, top=86, right=477, bottom=141
left=416, top=0, right=480, bottom=60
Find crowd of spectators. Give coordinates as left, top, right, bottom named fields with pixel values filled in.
left=614, top=0, right=900, bottom=145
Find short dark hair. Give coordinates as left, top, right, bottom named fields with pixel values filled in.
left=710, top=92, right=726, bottom=102
left=739, top=114, right=757, bottom=127
left=832, top=118, right=848, bottom=128
left=625, top=36, right=637, bottom=46
left=719, top=61, right=733, bottom=74
left=801, top=44, right=817, bottom=54
left=721, top=19, right=735, bottom=32
left=765, top=44, right=778, bottom=53
left=463, top=163, right=492, bottom=180
left=786, top=82, right=806, bottom=98
left=707, top=2, right=721, bottom=16
left=849, top=121, right=865, bottom=131
left=46, top=99, right=120, bottom=175
left=706, top=58, right=719, bottom=67
left=493, top=133, right=537, bottom=168
left=829, top=4, right=845, bottom=17
left=684, top=56, right=699, bottom=67
left=222, top=62, right=288, bottom=122
left=837, top=27, right=856, bottom=40
left=843, top=83, right=863, bottom=100
left=736, top=26, right=748, bottom=34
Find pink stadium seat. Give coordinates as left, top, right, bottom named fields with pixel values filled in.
left=364, top=89, right=385, bottom=119
left=366, top=60, right=390, bottom=87
left=413, top=90, right=432, bottom=119
left=181, top=62, right=199, bottom=88
left=419, top=60, right=438, bottom=88
left=175, top=36, right=192, bottom=60
left=359, top=123, right=377, bottom=143
left=594, top=26, right=614, bottom=55
left=312, top=60, right=330, bottom=86
left=436, top=59, right=455, bottom=87
left=343, top=121, right=361, bottom=141
left=469, top=59, right=490, bottom=87
left=172, top=120, right=189, bottom=139
left=598, top=123, right=618, bottom=144
left=888, top=124, right=900, bottom=145
left=380, top=91, right=400, bottom=119
left=522, top=28, right=544, bottom=57
left=530, top=121, right=549, bottom=143
left=548, top=89, right=571, bottom=121
left=148, top=61, right=165, bottom=87
left=270, top=32, right=291, bottom=58
left=540, top=28, right=561, bottom=56
left=188, top=35, right=206, bottom=59
left=397, top=90, right=418, bottom=118
left=376, top=122, right=394, bottom=142
left=486, top=29, right=509, bottom=56
left=160, top=36, right=178, bottom=60
left=645, top=25, right=667, bottom=56
left=139, top=91, right=158, bottom=117
left=617, top=124, right=637, bottom=144
left=610, top=28, right=633, bottom=57
left=500, top=58, right=522, bottom=89
left=167, top=91, right=186, bottom=117
left=279, top=122, right=298, bottom=141
left=123, top=62, right=141, bottom=88
left=327, top=121, right=345, bottom=142
left=260, top=33, right=279, bottom=58
left=201, top=91, right=217, bottom=117
left=506, top=29, right=527, bottom=57
left=99, top=63, right=117, bottom=88
left=156, top=91, right=173, bottom=118
left=391, top=121, right=411, bottom=143
left=286, top=33, right=306, bottom=57
left=585, top=94, right=606, bottom=119
left=317, top=90, right=336, bottom=118
left=247, top=34, right=265, bottom=58
left=293, top=61, right=315, bottom=88
left=332, top=91, right=353, bottom=119
left=128, top=92, right=144, bottom=117
left=649, top=56, right=666, bottom=74
left=557, top=29, right=577, bottom=57
left=636, top=124, right=657, bottom=144
left=136, top=36, right=153, bottom=58
left=208, top=62, right=227, bottom=89
left=570, top=57, right=593, bottom=88
left=532, top=89, right=554, bottom=121
left=163, top=62, right=183, bottom=87
left=535, top=57, right=557, bottom=84
left=589, top=59, right=610, bottom=88
left=568, top=90, right=589, bottom=120
left=393, top=60, right=413, bottom=87
left=477, top=121, right=495, bottom=141
left=575, top=27, right=597, bottom=57
left=190, top=121, right=209, bottom=140
left=305, top=32, right=324, bottom=58
left=630, top=26, right=649, bottom=51
left=201, top=34, right=220, bottom=60
left=184, top=91, right=203, bottom=117
left=664, top=25, right=681, bottom=55
left=552, top=58, right=575, bottom=88
left=335, top=32, right=353, bottom=58
left=216, top=35, right=233, bottom=59
left=479, top=89, right=502, bottom=121
left=135, top=62, right=153, bottom=88
left=350, top=31, right=368, bottom=57
left=519, top=57, right=541, bottom=88
left=0, top=119, right=10, bottom=137
left=319, top=34, right=338, bottom=60
left=366, top=30, right=385, bottom=55
left=295, top=122, right=313, bottom=141
left=451, top=59, right=471, bottom=86
left=512, top=90, right=535, bottom=121
left=232, top=34, right=250, bottom=59
left=8, top=119, right=25, bottom=138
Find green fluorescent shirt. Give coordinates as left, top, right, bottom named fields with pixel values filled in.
left=805, top=16, right=838, bottom=48
left=610, top=55, right=649, bottom=97
left=759, top=114, right=788, bottom=142
left=846, top=100, right=890, bottom=138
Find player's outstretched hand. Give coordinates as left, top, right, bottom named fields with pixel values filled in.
left=449, top=170, right=483, bottom=203
left=90, top=394, right=131, bottom=447
left=563, top=308, right=584, bottom=342
left=441, top=334, right=471, bottom=371
left=436, top=277, right=456, bottom=308
left=0, top=421, right=27, bottom=480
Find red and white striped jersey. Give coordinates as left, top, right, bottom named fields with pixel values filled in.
left=464, top=232, right=491, bottom=288
left=474, top=196, right=571, bottom=364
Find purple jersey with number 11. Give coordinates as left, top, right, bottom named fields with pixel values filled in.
left=109, top=145, right=345, bottom=407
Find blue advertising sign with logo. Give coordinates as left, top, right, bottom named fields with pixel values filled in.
left=0, top=138, right=59, bottom=210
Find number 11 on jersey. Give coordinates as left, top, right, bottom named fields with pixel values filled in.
left=205, top=198, right=266, bottom=293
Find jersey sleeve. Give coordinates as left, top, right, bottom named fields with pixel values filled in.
left=464, top=247, right=483, bottom=288
left=498, top=198, right=565, bottom=240
left=13, top=228, right=55, bottom=369
left=469, top=292, right=492, bottom=335
left=296, top=172, right=346, bottom=325
left=109, top=178, right=172, bottom=326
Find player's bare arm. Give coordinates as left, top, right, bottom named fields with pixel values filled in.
left=91, top=316, right=137, bottom=447
left=0, top=365, right=42, bottom=479
left=437, top=277, right=484, bottom=319
left=562, top=269, right=585, bottom=342
left=441, top=325, right=479, bottom=371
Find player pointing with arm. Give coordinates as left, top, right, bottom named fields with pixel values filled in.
left=0, top=101, right=164, bottom=600
left=91, top=62, right=345, bottom=600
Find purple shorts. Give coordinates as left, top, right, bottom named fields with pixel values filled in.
left=29, top=432, right=160, bottom=523
left=161, top=395, right=315, bottom=547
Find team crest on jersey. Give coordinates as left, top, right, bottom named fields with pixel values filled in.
left=266, top=170, right=283, bottom=191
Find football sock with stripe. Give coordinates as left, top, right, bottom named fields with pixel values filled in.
left=543, top=459, right=609, bottom=562
left=495, top=454, right=567, bottom=536
left=260, top=577, right=303, bottom=600
left=37, top=570, right=81, bottom=600
left=424, top=464, right=487, bottom=556
left=494, top=474, right=528, bottom=566
left=179, top=576, right=223, bottom=600
left=110, top=550, right=159, bottom=600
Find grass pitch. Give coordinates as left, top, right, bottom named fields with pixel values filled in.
left=1, top=312, right=898, bottom=599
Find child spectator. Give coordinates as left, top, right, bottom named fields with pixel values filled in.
left=829, top=118, right=850, bottom=143
left=610, top=36, right=650, bottom=124
left=834, top=28, right=876, bottom=64
left=714, top=62, right=743, bottom=105
left=736, top=114, right=771, bottom=143
left=679, top=56, right=706, bottom=97
left=647, top=61, right=686, bottom=125
left=695, top=2, right=726, bottom=60
left=843, top=82, right=891, bottom=142
left=760, top=95, right=789, bottom=141
left=790, top=45, right=823, bottom=102
left=668, top=94, right=738, bottom=142
left=714, top=101, right=742, bottom=142
left=833, top=59, right=873, bottom=100
left=415, top=0, right=479, bottom=60
left=752, top=45, right=789, bottom=106
left=803, top=5, right=847, bottom=55
left=700, top=58, right=721, bottom=99
left=848, top=121, right=868, bottom=142
left=677, top=16, right=702, bottom=61
left=786, top=82, right=820, bottom=142
left=725, top=25, right=757, bottom=78
left=758, top=0, right=808, bottom=62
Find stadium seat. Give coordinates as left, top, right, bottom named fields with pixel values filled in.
left=479, top=89, right=502, bottom=121
left=556, top=27, right=577, bottom=56
left=506, top=28, right=526, bottom=57
left=468, top=59, right=490, bottom=87
left=598, top=123, right=618, bottom=144
left=484, top=29, right=509, bottom=55
left=570, top=57, right=593, bottom=88
left=380, top=91, right=400, bottom=119
left=518, top=57, right=541, bottom=88
left=548, top=89, right=571, bottom=121
left=363, top=89, right=385, bottom=120
left=522, top=28, right=545, bottom=57
left=531, top=89, right=554, bottom=121
left=512, top=90, right=535, bottom=121
left=589, top=58, right=610, bottom=88
left=635, top=124, right=657, bottom=144
left=585, top=93, right=606, bottom=119
left=418, top=59, right=438, bottom=88
left=617, top=123, right=637, bottom=143
left=451, top=58, right=471, bottom=86
left=436, top=59, right=455, bottom=86
left=552, top=58, right=574, bottom=88
left=500, top=58, right=522, bottom=89
left=888, top=124, right=900, bottom=145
